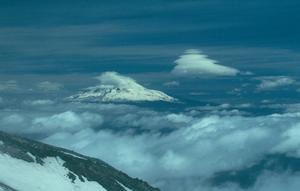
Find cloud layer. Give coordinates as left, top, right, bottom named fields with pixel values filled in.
left=172, top=49, right=239, bottom=76
left=1, top=101, right=300, bottom=191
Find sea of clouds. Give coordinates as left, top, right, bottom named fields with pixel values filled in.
left=1, top=99, right=300, bottom=191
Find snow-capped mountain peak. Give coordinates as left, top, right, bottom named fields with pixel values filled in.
left=67, top=72, right=177, bottom=103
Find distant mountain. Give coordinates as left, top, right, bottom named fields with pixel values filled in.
left=0, top=131, right=160, bottom=191
left=66, top=72, right=177, bottom=103
left=66, top=85, right=176, bottom=103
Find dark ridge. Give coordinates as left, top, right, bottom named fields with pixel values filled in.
left=0, top=131, right=160, bottom=191
left=0, top=182, right=18, bottom=191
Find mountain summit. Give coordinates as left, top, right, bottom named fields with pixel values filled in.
left=67, top=72, right=176, bottom=103
left=0, top=131, right=160, bottom=191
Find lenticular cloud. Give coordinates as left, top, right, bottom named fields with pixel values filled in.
left=172, top=49, right=239, bottom=76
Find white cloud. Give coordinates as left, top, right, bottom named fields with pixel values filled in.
left=171, top=49, right=239, bottom=76
left=3, top=107, right=295, bottom=191
left=0, top=80, right=19, bottom=91
left=1, top=114, right=25, bottom=126
left=31, top=111, right=103, bottom=134
left=37, top=81, right=63, bottom=91
left=23, top=99, right=55, bottom=106
left=111, top=112, right=193, bottom=131
left=2, top=102, right=300, bottom=191
left=257, top=76, right=295, bottom=91
left=189, top=92, right=208, bottom=96
left=272, top=122, right=300, bottom=155
left=0, top=110, right=103, bottom=135
left=163, top=81, right=180, bottom=87
left=284, top=103, right=300, bottom=113
left=95, top=72, right=142, bottom=89
left=40, top=112, right=300, bottom=191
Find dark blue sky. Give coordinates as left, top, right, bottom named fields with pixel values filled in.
left=0, top=0, right=300, bottom=107
left=1, top=0, right=300, bottom=74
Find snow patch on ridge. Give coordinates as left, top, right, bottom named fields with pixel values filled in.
left=0, top=153, right=107, bottom=191
left=61, top=151, right=87, bottom=160
left=116, top=181, right=133, bottom=191
left=26, top=152, right=36, bottom=162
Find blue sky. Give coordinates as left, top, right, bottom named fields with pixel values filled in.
left=0, top=0, right=300, bottom=107
left=1, top=1, right=300, bottom=191
left=1, top=0, right=300, bottom=74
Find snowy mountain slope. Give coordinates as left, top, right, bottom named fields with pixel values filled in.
left=66, top=72, right=176, bottom=103
left=0, top=182, right=16, bottom=191
left=0, top=131, right=160, bottom=191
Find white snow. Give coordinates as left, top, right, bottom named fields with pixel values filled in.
left=26, top=152, right=36, bottom=162
left=116, top=181, right=133, bottom=191
left=0, top=153, right=107, bottom=191
left=61, top=151, right=87, bottom=160
left=67, top=72, right=176, bottom=103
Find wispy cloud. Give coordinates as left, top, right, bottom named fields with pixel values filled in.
left=23, top=99, right=55, bottom=106
left=256, top=76, right=295, bottom=91
left=36, top=81, right=63, bottom=92
left=0, top=80, right=19, bottom=92
left=163, top=81, right=180, bottom=87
